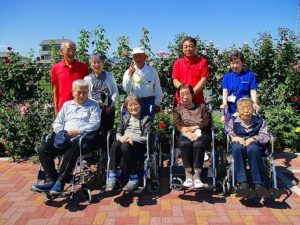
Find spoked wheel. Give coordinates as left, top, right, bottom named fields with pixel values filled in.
left=82, top=188, right=92, bottom=202
left=147, top=179, right=160, bottom=193
left=171, top=176, right=183, bottom=191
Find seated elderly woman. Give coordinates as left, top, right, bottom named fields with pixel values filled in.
left=225, top=97, right=270, bottom=193
left=31, top=80, right=101, bottom=194
left=174, top=83, right=212, bottom=188
left=106, top=93, right=153, bottom=192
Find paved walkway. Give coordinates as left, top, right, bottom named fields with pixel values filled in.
left=0, top=153, right=300, bottom=225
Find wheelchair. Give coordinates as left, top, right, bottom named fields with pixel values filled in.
left=31, top=131, right=107, bottom=203
left=218, top=133, right=290, bottom=200
left=105, top=128, right=163, bottom=194
left=169, top=126, right=219, bottom=192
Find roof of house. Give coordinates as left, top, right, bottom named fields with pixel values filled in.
left=39, top=39, right=66, bottom=46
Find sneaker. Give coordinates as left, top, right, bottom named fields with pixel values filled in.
left=183, top=178, right=193, bottom=188
left=254, top=184, right=268, bottom=197
left=194, top=179, right=205, bottom=188
left=49, top=181, right=64, bottom=195
left=105, top=180, right=116, bottom=191
left=122, top=181, right=139, bottom=192
left=31, top=181, right=55, bottom=193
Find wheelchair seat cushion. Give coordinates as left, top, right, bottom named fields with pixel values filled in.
left=54, top=130, right=71, bottom=149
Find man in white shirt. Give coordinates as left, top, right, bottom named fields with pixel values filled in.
left=122, top=47, right=163, bottom=116
left=31, top=79, right=101, bottom=195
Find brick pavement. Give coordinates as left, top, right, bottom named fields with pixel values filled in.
left=0, top=153, right=300, bottom=225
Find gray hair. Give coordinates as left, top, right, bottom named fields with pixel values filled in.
left=61, top=40, right=76, bottom=50
left=89, top=53, right=106, bottom=64
left=124, top=93, right=143, bottom=110
left=237, top=96, right=254, bottom=109
left=72, top=79, right=89, bottom=91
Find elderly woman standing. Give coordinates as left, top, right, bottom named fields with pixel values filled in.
left=174, top=83, right=212, bottom=188
left=84, top=53, right=118, bottom=134
left=226, top=97, right=270, bottom=193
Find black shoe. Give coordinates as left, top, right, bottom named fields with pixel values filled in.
left=254, top=184, right=268, bottom=197
left=236, top=182, right=249, bottom=197
left=122, top=181, right=139, bottom=192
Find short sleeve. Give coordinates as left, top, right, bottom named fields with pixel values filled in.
left=249, top=72, right=258, bottom=90
left=222, top=74, right=229, bottom=89
left=171, top=60, right=180, bottom=80
left=51, top=65, right=57, bottom=85
left=200, top=58, right=209, bottom=78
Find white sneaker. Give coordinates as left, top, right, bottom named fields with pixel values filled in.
left=183, top=178, right=193, bottom=188
left=194, top=179, right=205, bottom=188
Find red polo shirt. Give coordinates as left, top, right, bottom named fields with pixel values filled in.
left=51, top=60, right=89, bottom=111
left=172, top=56, right=209, bottom=105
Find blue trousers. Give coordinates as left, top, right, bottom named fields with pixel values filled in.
left=231, top=142, right=265, bottom=185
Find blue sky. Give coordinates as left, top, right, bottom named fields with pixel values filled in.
left=0, top=0, right=298, bottom=57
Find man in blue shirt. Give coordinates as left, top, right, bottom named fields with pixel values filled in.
left=220, top=51, right=260, bottom=114
left=31, top=80, right=101, bottom=194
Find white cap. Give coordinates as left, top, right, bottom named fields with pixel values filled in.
left=131, top=46, right=147, bottom=55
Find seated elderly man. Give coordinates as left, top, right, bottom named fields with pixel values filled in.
left=225, top=97, right=270, bottom=194
left=31, top=79, right=101, bottom=194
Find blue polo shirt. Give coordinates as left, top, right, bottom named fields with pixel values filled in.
left=222, top=70, right=258, bottom=113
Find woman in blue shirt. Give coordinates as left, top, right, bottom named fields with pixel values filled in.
left=220, top=51, right=261, bottom=114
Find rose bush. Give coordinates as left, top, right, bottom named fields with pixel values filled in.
left=0, top=26, right=299, bottom=160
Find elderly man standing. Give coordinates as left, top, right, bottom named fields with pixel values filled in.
left=31, top=80, right=101, bottom=194
left=122, top=46, right=163, bottom=116
left=51, top=40, right=89, bottom=115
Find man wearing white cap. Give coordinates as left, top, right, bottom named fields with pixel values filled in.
left=122, top=46, right=163, bottom=116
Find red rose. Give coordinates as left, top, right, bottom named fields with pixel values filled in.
left=291, top=96, right=299, bottom=103
left=159, top=122, right=166, bottom=129
left=4, top=58, right=10, bottom=63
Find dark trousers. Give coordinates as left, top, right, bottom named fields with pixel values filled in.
left=178, top=134, right=211, bottom=169
left=38, top=133, right=99, bottom=184
left=101, top=107, right=115, bottom=135
left=108, top=140, right=145, bottom=175
left=231, top=142, right=265, bottom=185
left=141, top=97, right=155, bottom=117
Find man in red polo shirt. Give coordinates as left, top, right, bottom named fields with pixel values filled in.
left=51, top=40, right=89, bottom=114
left=172, top=36, right=209, bottom=106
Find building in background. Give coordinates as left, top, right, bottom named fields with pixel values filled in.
left=39, top=39, right=64, bottom=64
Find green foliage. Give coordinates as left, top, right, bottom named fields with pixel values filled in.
left=1, top=26, right=299, bottom=160
left=49, top=40, right=61, bottom=64
left=77, top=29, right=90, bottom=65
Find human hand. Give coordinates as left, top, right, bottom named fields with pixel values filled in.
left=119, top=136, right=128, bottom=143
left=253, top=103, right=261, bottom=112
left=186, top=131, right=197, bottom=141
left=231, top=137, right=245, bottom=146
left=181, top=127, right=189, bottom=133
left=128, top=61, right=135, bottom=76
left=67, top=129, right=79, bottom=137
left=127, top=138, right=133, bottom=145
left=189, top=126, right=199, bottom=133
left=220, top=103, right=227, bottom=110
left=245, top=138, right=256, bottom=146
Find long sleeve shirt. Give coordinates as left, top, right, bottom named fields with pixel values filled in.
left=84, top=71, right=119, bottom=106
left=225, top=115, right=270, bottom=145
left=122, top=64, right=163, bottom=106
left=53, top=98, right=101, bottom=135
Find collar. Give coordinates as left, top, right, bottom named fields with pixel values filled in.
left=70, top=98, right=91, bottom=107
left=134, top=64, right=149, bottom=74
left=62, top=59, right=76, bottom=67
left=183, top=55, right=197, bottom=63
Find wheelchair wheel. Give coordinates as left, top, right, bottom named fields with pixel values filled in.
left=147, top=179, right=160, bottom=193
left=222, top=178, right=231, bottom=195
left=82, top=188, right=92, bottom=203
left=171, top=176, right=183, bottom=191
